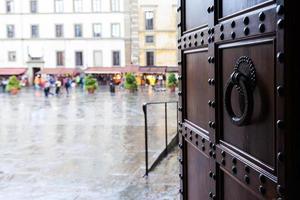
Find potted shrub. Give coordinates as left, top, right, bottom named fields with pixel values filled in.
left=124, top=73, right=138, bottom=92
left=6, top=76, right=21, bottom=95
left=84, top=75, right=98, bottom=94
left=167, top=73, right=178, bottom=92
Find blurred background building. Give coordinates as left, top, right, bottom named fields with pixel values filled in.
left=0, top=0, right=177, bottom=83
left=137, top=0, right=177, bottom=68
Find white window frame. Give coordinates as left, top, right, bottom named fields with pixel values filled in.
left=112, top=50, right=120, bottom=66
left=56, top=51, right=65, bottom=66
left=7, top=24, right=15, bottom=38
left=74, top=24, right=83, bottom=37
left=73, top=0, right=83, bottom=12
left=94, top=50, right=103, bottom=66
left=8, top=51, right=16, bottom=62
left=6, top=0, right=14, bottom=13
left=111, top=0, right=120, bottom=12
left=31, top=24, right=39, bottom=38
left=93, top=23, right=102, bottom=37
left=111, top=23, right=120, bottom=38
left=145, top=35, right=154, bottom=44
left=92, top=0, right=101, bottom=12
left=54, top=0, right=64, bottom=13
left=30, top=0, right=38, bottom=13
left=145, top=11, right=154, bottom=30
left=75, top=51, right=83, bottom=66
left=55, top=24, right=64, bottom=38
left=146, top=51, right=155, bottom=66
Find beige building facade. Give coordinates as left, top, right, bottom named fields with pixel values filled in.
left=137, top=0, right=177, bottom=67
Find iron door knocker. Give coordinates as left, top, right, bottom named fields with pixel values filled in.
left=224, top=56, right=256, bottom=126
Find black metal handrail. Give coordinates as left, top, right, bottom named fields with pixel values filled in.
left=142, top=101, right=178, bottom=177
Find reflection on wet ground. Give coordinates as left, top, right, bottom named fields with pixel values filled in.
left=0, top=86, right=179, bottom=200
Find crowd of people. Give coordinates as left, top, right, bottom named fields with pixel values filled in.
left=34, top=74, right=84, bottom=97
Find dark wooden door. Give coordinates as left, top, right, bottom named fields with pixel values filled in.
left=177, top=0, right=289, bottom=199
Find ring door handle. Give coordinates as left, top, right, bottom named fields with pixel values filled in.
left=224, top=72, right=254, bottom=126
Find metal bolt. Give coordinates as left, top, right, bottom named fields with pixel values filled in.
left=259, top=185, right=266, bottom=195
left=243, top=16, right=249, bottom=25
left=220, top=24, right=224, bottom=31
left=259, top=174, right=266, bottom=183
left=244, top=175, right=250, bottom=184
left=277, top=120, right=285, bottom=129
left=277, top=185, right=284, bottom=195
left=220, top=33, right=224, bottom=40
left=244, top=27, right=250, bottom=35
left=277, top=152, right=284, bottom=161
left=259, top=23, right=265, bottom=33
left=232, top=166, right=237, bottom=174
left=276, top=5, right=284, bottom=15
left=277, top=85, right=284, bottom=96
left=208, top=57, right=212, bottom=63
left=259, top=12, right=265, bottom=21
left=277, top=52, right=284, bottom=63
left=277, top=19, right=284, bottom=29
left=231, top=21, right=236, bottom=28
left=231, top=32, right=236, bottom=39
left=221, top=159, right=225, bottom=165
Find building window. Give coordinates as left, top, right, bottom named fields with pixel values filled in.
left=146, top=51, right=154, bottom=66
left=55, top=24, right=64, bottom=37
left=112, top=51, right=120, bottom=66
left=6, top=0, right=14, bottom=13
left=74, top=0, right=83, bottom=12
left=8, top=51, right=16, bottom=62
left=93, top=0, right=101, bottom=12
left=55, top=0, right=63, bottom=13
left=30, top=0, right=38, bottom=13
left=145, top=11, right=154, bottom=30
left=74, top=24, right=82, bottom=37
left=75, top=51, right=83, bottom=66
left=111, top=23, right=120, bottom=38
left=145, top=35, right=154, bottom=43
left=56, top=51, right=65, bottom=66
left=31, top=25, right=39, bottom=38
left=7, top=25, right=15, bottom=38
left=111, top=0, right=120, bottom=12
left=93, top=24, right=102, bottom=37
left=94, top=51, right=103, bottom=66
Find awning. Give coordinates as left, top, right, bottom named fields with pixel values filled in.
left=85, top=67, right=124, bottom=74
left=84, top=66, right=178, bottom=74
left=0, top=68, right=28, bottom=76
left=139, top=66, right=167, bottom=74
left=85, top=66, right=140, bottom=74
left=38, top=68, right=80, bottom=75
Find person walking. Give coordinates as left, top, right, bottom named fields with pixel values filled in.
left=44, top=80, right=50, bottom=97
left=1, top=78, right=8, bottom=92
left=55, top=78, right=62, bottom=95
left=64, top=77, right=71, bottom=95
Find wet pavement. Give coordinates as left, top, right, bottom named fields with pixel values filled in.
left=0, top=86, right=179, bottom=200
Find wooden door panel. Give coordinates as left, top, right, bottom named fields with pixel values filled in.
left=185, top=0, right=210, bottom=30
left=186, top=51, right=209, bottom=131
left=220, top=0, right=271, bottom=18
left=222, top=171, right=261, bottom=200
left=219, top=39, right=275, bottom=170
left=187, top=143, right=210, bottom=199
left=177, top=0, right=286, bottom=199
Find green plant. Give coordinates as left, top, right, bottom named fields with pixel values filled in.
left=124, top=73, right=138, bottom=91
left=167, top=73, right=178, bottom=88
left=84, top=75, right=98, bottom=91
left=6, top=76, right=21, bottom=91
